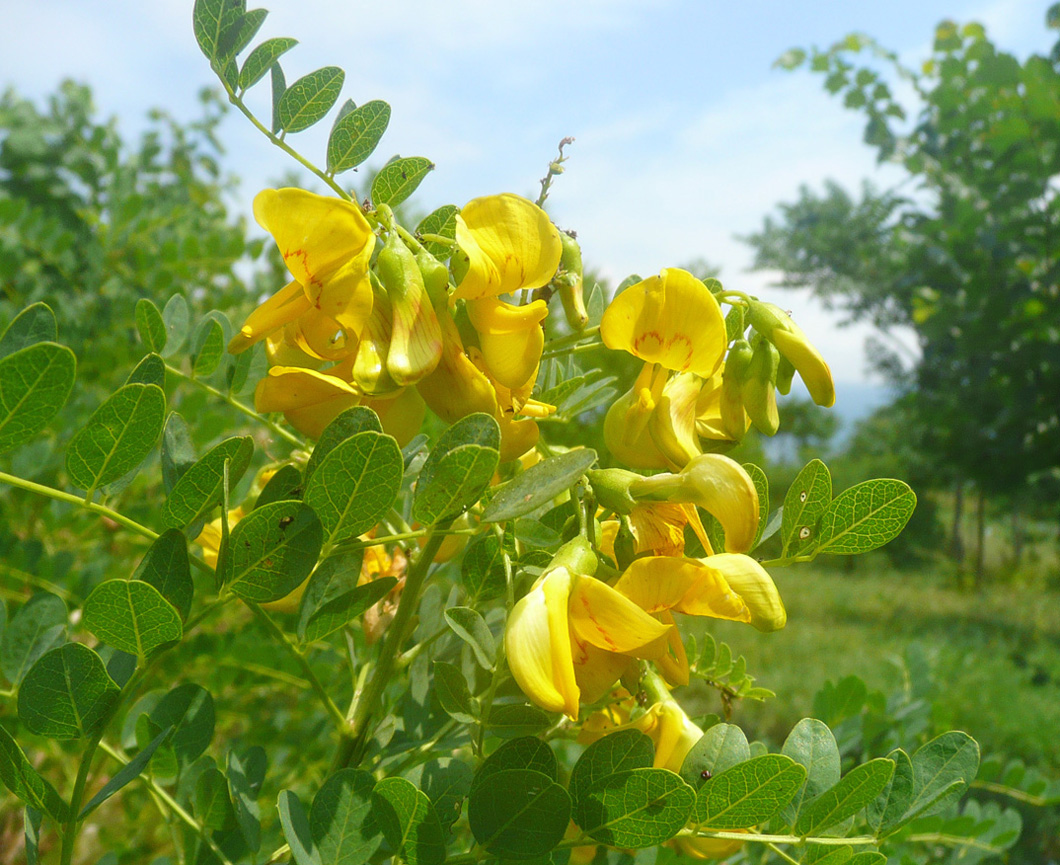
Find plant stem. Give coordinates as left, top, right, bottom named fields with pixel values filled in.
left=0, top=470, right=158, bottom=541
left=59, top=739, right=102, bottom=865
left=766, top=842, right=801, bottom=865
left=97, top=740, right=236, bottom=865
left=541, top=325, right=600, bottom=355
left=246, top=602, right=349, bottom=732
left=164, top=362, right=305, bottom=448
left=334, top=523, right=451, bottom=768
left=679, top=830, right=878, bottom=846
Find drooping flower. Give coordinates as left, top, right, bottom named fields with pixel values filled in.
left=465, top=297, right=548, bottom=391
left=255, top=366, right=360, bottom=439
left=504, top=565, right=672, bottom=719
left=451, top=194, right=562, bottom=301
left=748, top=301, right=835, bottom=408
left=229, top=189, right=376, bottom=354
left=580, top=697, right=704, bottom=773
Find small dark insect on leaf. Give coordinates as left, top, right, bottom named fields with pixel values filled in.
left=279, top=516, right=294, bottom=529
left=401, top=171, right=407, bottom=179
left=700, top=769, right=713, bottom=780
left=636, top=689, right=649, bottom=706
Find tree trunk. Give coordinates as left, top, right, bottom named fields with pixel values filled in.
left=974, top=488, right=986, bottom=587
left=950, top=478, right=965, bottom=564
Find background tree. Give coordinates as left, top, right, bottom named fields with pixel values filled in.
left=745, top=11, right=1060, bottom=578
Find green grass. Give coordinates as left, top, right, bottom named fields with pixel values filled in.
left=679, top=558, right=1060, bottom=770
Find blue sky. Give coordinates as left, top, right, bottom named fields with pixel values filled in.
left=1, top=0, right=1054, bottom=394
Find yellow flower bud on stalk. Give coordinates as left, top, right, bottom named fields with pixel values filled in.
left=747, top=300, right=835, bottom=407
left=556, top=230, right=588, bottom=331
left=719, top=338, right=753, bottom=441
left=741, top=337, right=780, bottom=436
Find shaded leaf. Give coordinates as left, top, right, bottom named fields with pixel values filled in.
left=444, top=606, right=496, bottom=669
left=79, top=725, right=171, bottom=818
left=781, top=718, right=841, bottom=827
left=468, top=768, right=570, bottom=858
left=83, top=580, right=183, bottom=658
left=163, top=436, right=253, bottom=529
left=570, top=730, right=654, bottom=818
left=577, top=768, right=693, bottom=848
left=794, top=758, right=895, bottom=836
left=0, top=342, right=76, bottom=455
left=408, top=758, right=472, bottom=834
left=693, top=753, right=806, bottom=829
left=413, top=413, right=499, bottom=525
left=151, top=683, right=216, bottom=766
left=327, top=100, right=391, bottom=173
left=255, top=463, right=303, bottom=509
left=228, top=748, right=262, bottom=852
left=781, top=459, right=832, bottom=557
left=680, top=723, right=750, bottom=790
left=132, top=529, right=194, bottom=621
left=474, top=737, right=557, bottom=788
left=482, top=449, right=597, bottom=523
left=0, top=302, right=56, bottom=358
left=1, top=592, right=66, bottom=686
left=902, top=732, right=979, bottom=823
left=373, top=776, right=446, bottom=865
left=224, top=501, right=323, bottom=602
left=239, top=36, right=297, bottom=90
left=197, top=766, right=235, bottom=832
left=485, top=704, right=552, bottom=739
left=279, top=788, right=321, bottom=865
left=305, top=406, right=382, bottom=485
left=278, top=66, right=345, bottom=133
left=433, top=661, right=475, bottom=724
left=371, top=156, right=434, bottom=208
left=161, top=411, right=196, bottom=494
left=303, top=578, right=396, bottom=643
left=17, top=643, right=119, bottom=740
left=0, top=724, right=68, bottom=821
left=310, top=769, right=382, bottom=865
left=135, top=298, right=167, bottom=353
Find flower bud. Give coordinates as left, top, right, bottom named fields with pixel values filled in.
left=720, top=339, right=752, bottom=441
left=556, top=231, right=588, bottom=331
left=747, top=301, right=835, bottom=407
left=741, top=337, right=780, bottom=436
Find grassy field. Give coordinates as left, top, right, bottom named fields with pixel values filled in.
left=680, top=557, right=1060, bottom=771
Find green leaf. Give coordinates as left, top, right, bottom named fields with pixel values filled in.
left=296, top=551, right=361, bottom=637
left=679, top=724, right=750, bottom=789
left=413, top=413, right=500, bottom=525
left=79, top=725, right=170, bottom=818
left=304, top=430, right=402, bottom=544
left=151, top=684, right=215, bottom=767
left=433, top=661, right=476, bottom=723
left=256, top=463, right=303, bottom=509
left=66, top=383, right=165, bottom=493
left=902, top=732, right=979, bottom=823
left=304, top=406, right=383, bottom=485
left=126, top=353, right=165, bottom=389
left=781, top=718, right=841, bottom=827
left=271, top=63, right=286, bottom=134
left=444, top=606, right=496, bottom=669
left=132, top=529, right=194, bottom=621
left=17, top=643, right=119, bottom=740
left=226, top=340, right=263, bottom=395
left=815, top=479, right=916, bottom=555
left=794, top=758, right=895, bottom=836
left=277, top=66, right=345, bottom=133
left=219, top=6, right=266, bottom=59
left=408, top=758, right=473, bottom=834
left=803, top=846, right=854, bottom=865
left=373, top=776, right=447, bottom=865
left=577, top=768, right=694, bottom=847
left=197, top=767, right=236, bottom=832
left=239, top=36, right=297, bottom=90
left=0, top=724, right=68, bottom=821
left=228, top=748, right=262, bottom=852
left=782, top=459, right=832, bottom=557
left=163, top=436, right=253, bottom=529
left=192, top=319, right=225, bottom=377
left=327, top=100, right=391, bottom=173
left=846, top=853, right=886, bottom=865
left=303, top=577, right=396, bottom=643
left=692, top=754, right=806, bottom=829
left=161, top=411, right=196, bottom=494
left=135, top=298, right=167, bottom=353
left=0, top=302, right=57, bottom=358
left=416, top=205, right=458, bottom=259
left=82, top=580, right=183, bottom=659
left=371, top=157, right=435, bottom=208
left=224, top=501, right=323, bottom=602
left=460, top=532, right=507, bottom=602
left=161, top=294, right=190, bottom=358
left=278, top=789, right=321, bottom=865
left=0, top=342, right=77, bottom=455
left=310, top=769, right=382, bottom=865
left=570, top=729, right=654, bottom=819
left=24, top=807, right=41, bottom=865
left=192, top=0, right=244, bottom=62
left=485, top=705, right=552, bottom=738
left=1, top=592, right=66, bottom=686
left=866, top=748, right=914, bottom=834
left=482, top=449, right=597, bottom=523
left=468, top=768, right=570, bottom=858
left=474, top=737, right=557, bottom=789
left=744, top=463, right=769, bottom=549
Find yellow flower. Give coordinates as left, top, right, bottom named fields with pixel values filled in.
left=629, top=453, right=759, bottom=553
left=613, top=553, right=786, bottom=633
left=504, top=565, right=672, bottom=719
left=229, top=189, right=376, bottom=353
left=600, top=503, right=713, bottom=561
left=452, top=194, right=562, bottom=300
left=255, top=366, right=360, bottom=439
left=603, top=362, right=670, bottom=470
left=580, top=699, right=704, bottom=773
left=601, top=268, right=727, bottom=377
left=748, top=301, right=835, bottom=408
left=466, top=297, right=548, bottom=391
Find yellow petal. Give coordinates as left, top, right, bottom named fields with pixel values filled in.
left=699, top=554, right=786, bottom=632
left=601, top=268, right=726, bottom=375
left=613, top=556, right=708, bottom=614
left=290, top=309, right=357, bottom=361
left=567, top=574, right=672, bottom=654
left=260, top=576, right=310, bottom=614
left=417, top=311, right=499, bottom=423
left=467, top=297, right=548, bottom=391
left=772, top=328, right=836, bottom=408
left=253, top=188, right=376, bottom=324
left=229, top=280, right=312, bottom=354
left=504, top=567, right=580, bottom=718
left=652, top=610, right=690, bottom=687
left=254, top=367, right=360, bottom=439
left=603, top=364, right=669, bottom=470
left=363, top=387, right=426, bottom=448
left=266, top=328, right=326, bottom=370
left=452, top=194, right=562, bottom=300
left=649, top=372, right=704, bottom=471
left=353, top=288, right=400, bottom=395
left=569, top=628, right=634, bottom=705
left=498, top=415, right=540, bottom=462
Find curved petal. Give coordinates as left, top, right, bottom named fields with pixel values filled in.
left=452, top=194, right=562, bottom=300
left=498, top=415, right=540, bottom=462
left=253, top=188, right=376, bottom=321
left=504, top=568, right=580, bottom=718
left=652, top=610, right=690, bottom=687
left=600, top=268, right=726, bottom=375
left=570, top=629, right=633, bottom=706
left=612, top=556, right=706, bottom=614
left=603, top=364, right=669, bottom=470
left=568, top=574, right=672, bottom=653
left=229, top=280, right=312, bottom=354
left=772, top=327, right=835, bottom=408
left=467, top=298, right=548, bottom=391
left=255, top=366, right=360, bottom=438
left=417, top=312, right=499, bottom=423
left=363, top=387, right=426, bottom=448
left=699, top=554, right=786, bottom=632
left=649, top=372, right=704, bottom=471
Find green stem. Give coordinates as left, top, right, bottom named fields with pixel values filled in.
left=766, top=842, right=801, bottom=865
left=680, top=830, right=878, bottom=846
left=164, top=363, right=304, bottom=448
left=542, top=325, right=600, bottom=353
left=332, top=526, right=477, bottom=557
left=97, top=740, right=235, bottom=865
left=759, top=553, right=818, bottom=568
left=59, top=739, right=101, bottom=865
left=386, top=719, right=459, bottom=776
left=246, top=602, right=349, bottom=732
left=0, top=471, right=158, bottom=541
left=335, top=523, right=452, bottom=768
